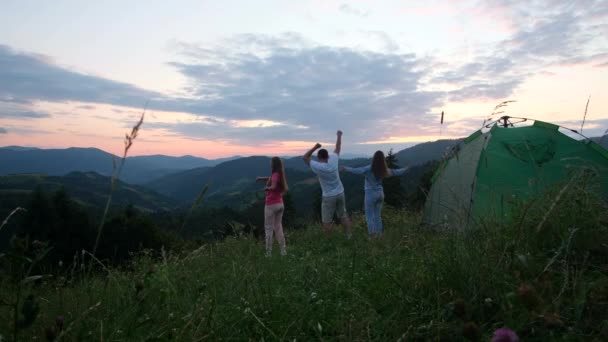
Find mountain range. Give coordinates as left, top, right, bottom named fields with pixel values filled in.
left=0, top=139, right=461, bottom=184
left=4, top=135, right=604, bottom=215
left=0, top=146, right=239, bottom=184
left=0, top=139, right=462, bottom=215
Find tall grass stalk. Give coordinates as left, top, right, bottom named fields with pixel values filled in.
left=179, top=183, right=209, bottom=233
left=0, top=207, right=26, bottom=233
left=580, top=95, right=591, bottom=134
left=92, top=109, right=145, bottom=256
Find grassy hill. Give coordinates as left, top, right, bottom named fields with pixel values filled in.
left=2, top=191, right=606, bottom=340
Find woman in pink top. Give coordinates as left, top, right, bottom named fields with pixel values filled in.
left=256, top=157, right=289, bottom=256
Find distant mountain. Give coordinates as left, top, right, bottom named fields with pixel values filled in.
left=144, top=140, right=456, bottom=214
left=127, top=154, right=213, bottom=170
left=394, top=139, right=463, bottom=167
left=1, top=146, right=40, bottom=151
left=145, top=156, right=324, bottom=214
left=0, top=138, right=459, bottom=209
left=0, top=171, right=176, bottom=212
left=0, top=146, right=238, bottom=184
left=591, top=136, right=608, bottom=149
left=0, top=146, right=116, bottom=177
left=147, top=156, right=308, bottom=200
left=284, top=139, right=463, bottom=170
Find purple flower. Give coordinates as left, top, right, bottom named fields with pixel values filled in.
left=492, top=328, right=519, bottom=342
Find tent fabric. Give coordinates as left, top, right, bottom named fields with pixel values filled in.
left=423, top=120, right=608, bottom=229
left=422, top=129, right=488, bottom=228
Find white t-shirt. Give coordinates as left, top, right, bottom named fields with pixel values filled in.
left=309, top=152, right=344, bottom=197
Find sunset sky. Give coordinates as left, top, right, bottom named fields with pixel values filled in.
left=1, top=0, right=607, bottom=158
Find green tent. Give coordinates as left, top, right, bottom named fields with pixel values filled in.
left=423, top=118, right=608, bottom=229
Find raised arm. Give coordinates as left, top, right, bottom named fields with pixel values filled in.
left=303, top=143, right=322, bottom=166
left=389, top=167, right=409, bottom=177
left=334, top=130, right=343, bottom=155
left=341, top=165, right=370, bottom=175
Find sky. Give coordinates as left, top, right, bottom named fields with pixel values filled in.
left=0, top=0, right=607, bottom=158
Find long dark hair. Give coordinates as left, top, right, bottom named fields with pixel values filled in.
left=270, top=157, right=289, bottom=192
left=371, top=150, right=390, bottom=179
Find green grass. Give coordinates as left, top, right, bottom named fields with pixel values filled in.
left=1, top=196, right=607, bottom=341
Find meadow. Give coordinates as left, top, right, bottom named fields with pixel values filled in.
left=1, top=179, right=607, bottom=341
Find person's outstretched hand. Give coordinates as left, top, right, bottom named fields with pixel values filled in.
left=314, top=143, right=322, bottom=149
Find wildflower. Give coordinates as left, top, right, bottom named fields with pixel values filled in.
left=310, top=292, right=317, bottom=300
left=491, top=328, right=519, bottom=342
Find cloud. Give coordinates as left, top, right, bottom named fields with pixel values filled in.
left=0, top=127, right=7, bottom=134
left=339, top=3, right=370, bottom=17
left=1, top=2, right=606, bottom=150
left=75, top=104, right=96, bottom=110
left=167, top=36, right=442, bottom=143
left=430, top=1, right=608, bottom=101
left=448, top=80, right=521, bottom=102
left=554, top=118, right=608, bottom=136
left=0, top=126, right=49, bottom=135
left=360, top=31, right=399, bottom=52
left=0, top=109, right=51, bottom=119
left=594, top=61, right=608, bottom=68
left=479, top=1, right=608, bottom=62
left=0, top=44, right=162, bottom=108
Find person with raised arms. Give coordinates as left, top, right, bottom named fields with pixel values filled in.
left=341, top=151, right=408, bottom=236
left=303, top=130, right=352, bottom=238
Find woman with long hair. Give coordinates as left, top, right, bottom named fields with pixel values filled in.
left=256, top=157, right=289, bottom=256
left=341, top=151, right=408, bottom=236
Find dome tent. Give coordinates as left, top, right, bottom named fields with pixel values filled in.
left=422, top=117, right=608, bottom=229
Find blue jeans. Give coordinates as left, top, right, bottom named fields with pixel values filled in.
left=364, top=189, right=384, bottom=235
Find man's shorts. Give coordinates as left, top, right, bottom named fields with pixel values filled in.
left=321, top=192, right=347, bottom=224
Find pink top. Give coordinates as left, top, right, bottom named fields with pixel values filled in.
left=265, top=172, right=284, bottom=205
